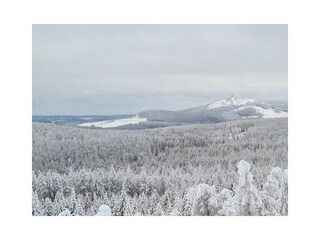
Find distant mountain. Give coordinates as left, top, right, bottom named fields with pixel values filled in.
left=34, top=97, right=288, bottom=130
left=138, top=96, right=288, bottom=124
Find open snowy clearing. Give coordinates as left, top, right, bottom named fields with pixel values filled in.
left=236, top=106, right=288, bottom=118
left=78, top=117, right=147, bottom=128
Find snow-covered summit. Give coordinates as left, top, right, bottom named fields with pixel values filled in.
left=207, top=96, right=254, bottom=110
left=206, top=96, right=287, bottom=119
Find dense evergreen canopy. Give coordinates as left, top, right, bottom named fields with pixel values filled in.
left=32, top=118, right=287, bottom=216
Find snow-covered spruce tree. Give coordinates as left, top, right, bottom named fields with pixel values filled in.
left=153, top=202, right=165, bottom=216
left=260, top=167, right=288, bottom=216
left=149, top=191, right=159, bottom=215
left=187, top=184, right=218, bottom=216
left=32, top=191, right=44, bottom=216
left=124, top=198, right=133, bottom=216
left=107, top=165, right=120, bottom=195
left=217, top=188, right=233, bottom=211
left=87, top=205, right=97, bottom=216
left=116, top=185, right=128, bottom=216
left=219, top=160, right=262, bottom=216
left=129, top=194, right=139, bottom=216
left=53, top=190, right=65, bottom=215
left=83, top=192, right=93, bottom=213
left=161, top=192, right=172, bottom=215
left=169, top=194, right=183, bottom=216
left=260, top=167, right=282, bottom=216
left=46, top=171, right=62, bottom=202
left=138, top=167, right=149, bottom=195
left=67, top=188, right=77, bottom=215
left=74, top=197, right=85, bottom=216
left=123, top=165, right=136, bottom=197
left=139, top=192, right=149, bottom=216
left=111, top=194, right=121, bottom=216
left=44, top=198, right=54, bottom=216
left=280, top=169, right=288, bottom=215
left=91, top=193, right=105, bottom=214
left=174, top=194, right=184, bottom=215
left=182, top=196, right=193, bottom=216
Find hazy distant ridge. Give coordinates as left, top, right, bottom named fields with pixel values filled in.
left=138, top=96, right=287, bottom=124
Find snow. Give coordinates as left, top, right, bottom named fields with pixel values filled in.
left=95, top=205, right=112, bottom=216
left=78, top=116, right=147, bottom=128
left=58, top=209, right=71, bottom=216
left=207, top=97, right=254, bottom=110
left=241, top=116, right=259, bottom=119
left=237, top=160, right=251, bottom=175
left=236, top=106, right=288, bottom=119
left=228, top=132, right=246, bottom=140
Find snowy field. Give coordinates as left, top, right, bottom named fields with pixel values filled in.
left=78, top=116, right=147, bottom=128
left=236, top=106, right=288, bottom=118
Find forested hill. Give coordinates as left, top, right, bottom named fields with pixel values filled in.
left=138, top=96, right=287, bottom=124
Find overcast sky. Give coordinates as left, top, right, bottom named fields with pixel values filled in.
left=33, top=24, right=287, bottom=115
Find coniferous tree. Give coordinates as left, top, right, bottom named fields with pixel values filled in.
left=191, top=184, right=218, bottom=216
left=53, top=190, right=65, bottom=215
left=124, top=198, right=133, bottom=216
left=182, top=197, right=193, bottom=216
left=219, top=160, right=262, bottom=216
left=44, top=198, right=54, bottom=216
left=139, top=192, right=148, bottom=216
left=74, top=197, right=85, bottom=216
left=32, top=191, right=44, bottom=216
left=117, top=185, right=127, bottom=216
left=280, top=169, right=288, bottom=215
left=68, top=188, right=77, bottom=215
left=148, top=191, right=159, bottom=215
left=153, top=202, right=165, bottom=216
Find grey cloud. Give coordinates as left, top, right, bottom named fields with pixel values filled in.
left=33, top=24, right=287, bottom=115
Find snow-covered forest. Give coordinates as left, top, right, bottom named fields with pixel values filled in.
left=32, top=118, right=288, bottom=216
